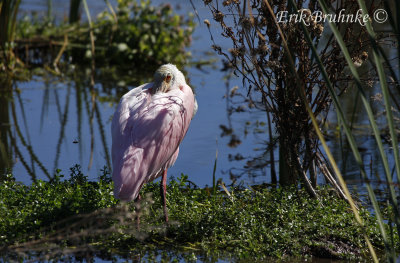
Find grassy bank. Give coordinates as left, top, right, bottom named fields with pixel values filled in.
left=0, top=166, right=397, bottom=261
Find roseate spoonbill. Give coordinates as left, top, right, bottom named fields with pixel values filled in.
left=111, top=64, right=197, bottom=222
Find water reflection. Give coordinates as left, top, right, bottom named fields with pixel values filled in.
left=0, top=0, right=261, bottom=186
left=2, top=0, right=398, bottom=193
left=2, top=1, right=400, bottom=262
left=1, top=65, right=161, bottom=182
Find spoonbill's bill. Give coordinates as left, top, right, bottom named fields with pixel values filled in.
left=111, top=64, right=197, bottom=222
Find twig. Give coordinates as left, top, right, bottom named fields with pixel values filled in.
left=189, top=0, right=201, bottom=24
left=53, top=34, right=68, bottom=72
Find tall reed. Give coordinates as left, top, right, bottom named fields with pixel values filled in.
left=0, top=0, right=21, bottom=64
left=205, top=0, right=399, bottom=260
left=69, top=0, right=81, bottom=23
left=294, top=0, right=400, bottom=261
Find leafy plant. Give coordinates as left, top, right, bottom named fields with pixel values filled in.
left=204, top=0, right=400, bottom=261
left=0, top=165, right=117, bottom=244
left=0, top=0, right=21, bottom=68
left=92, top=0, right=194, bottom=70
left=2, top=0, right=194, bottom=73
left=0, top=170, right=396, bottom=261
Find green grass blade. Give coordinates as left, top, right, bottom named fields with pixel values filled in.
left=356, top=0, right=400, bottom=253
left=356, top=0, right=400, bottom=186
left=313, top=0, right=398, bottom=260
left=9, top=0, right=21, bottom=43
left=316, top=1, right=394, bottom=202
left=261, top=4, right=377, bottom=259
left=375, top=44, right=400, bottom=111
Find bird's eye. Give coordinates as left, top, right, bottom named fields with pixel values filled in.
left=165, top=74, right=172, bottom=83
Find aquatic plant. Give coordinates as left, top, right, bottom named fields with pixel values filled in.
left=0, top=0, right=196, bottom=183
left=308, top=0, right=400, bottom=261
left=204, top=0, right=400, bottom=261
left=0, top=0, right=21, bottom=68
left=203, top=0, right=371, bottom=190
left=0, top=168, right=396, bottom=261
left=1, top=0, right=194, bottom=73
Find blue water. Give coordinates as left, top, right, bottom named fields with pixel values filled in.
left=12, top=0, right=266, bottom=187
left=12, top=0, right=393, bottom=190
left=6, top=1, right=399, bottom=262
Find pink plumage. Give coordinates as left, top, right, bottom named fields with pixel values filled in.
left=111, top=64, right=196, bottom=207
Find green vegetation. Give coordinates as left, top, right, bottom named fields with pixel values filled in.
left=0, top=165, right=117, bottom=244
left=1, top=0, right=194, bottom=72
left=205, top=0, right=400, bottom=260
left=0, top=0, right=21, bottom=64
left=0, top=166, right=396, bottom=261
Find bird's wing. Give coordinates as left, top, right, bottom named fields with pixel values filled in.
left=131, top=89, right=193, bottom=177
left=111, top=83, right=152, bottom=201
left=112, top=84, right=195, bottom=201
left=111, top=83, right=151, bottom=152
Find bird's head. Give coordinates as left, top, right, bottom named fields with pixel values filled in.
left=151, top=64, right=186, bottom=94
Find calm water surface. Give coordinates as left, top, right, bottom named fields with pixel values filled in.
left=11, top=0, right=266, bottom=187
left=3, top=0, right=398, bottom=262
left=9, top=0, right=393, bottom=191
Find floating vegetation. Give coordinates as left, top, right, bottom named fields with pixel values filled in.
left=1, top=0, right=194, bottom=75
left=0, top=167, right=397, bottom=261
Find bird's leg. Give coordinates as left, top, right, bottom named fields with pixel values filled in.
left=160, top=169, right=169, bottom=223
left=135, top=194, right=142, bottom=230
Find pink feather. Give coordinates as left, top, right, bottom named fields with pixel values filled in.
left=111, top=81, right=195, bottom=201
